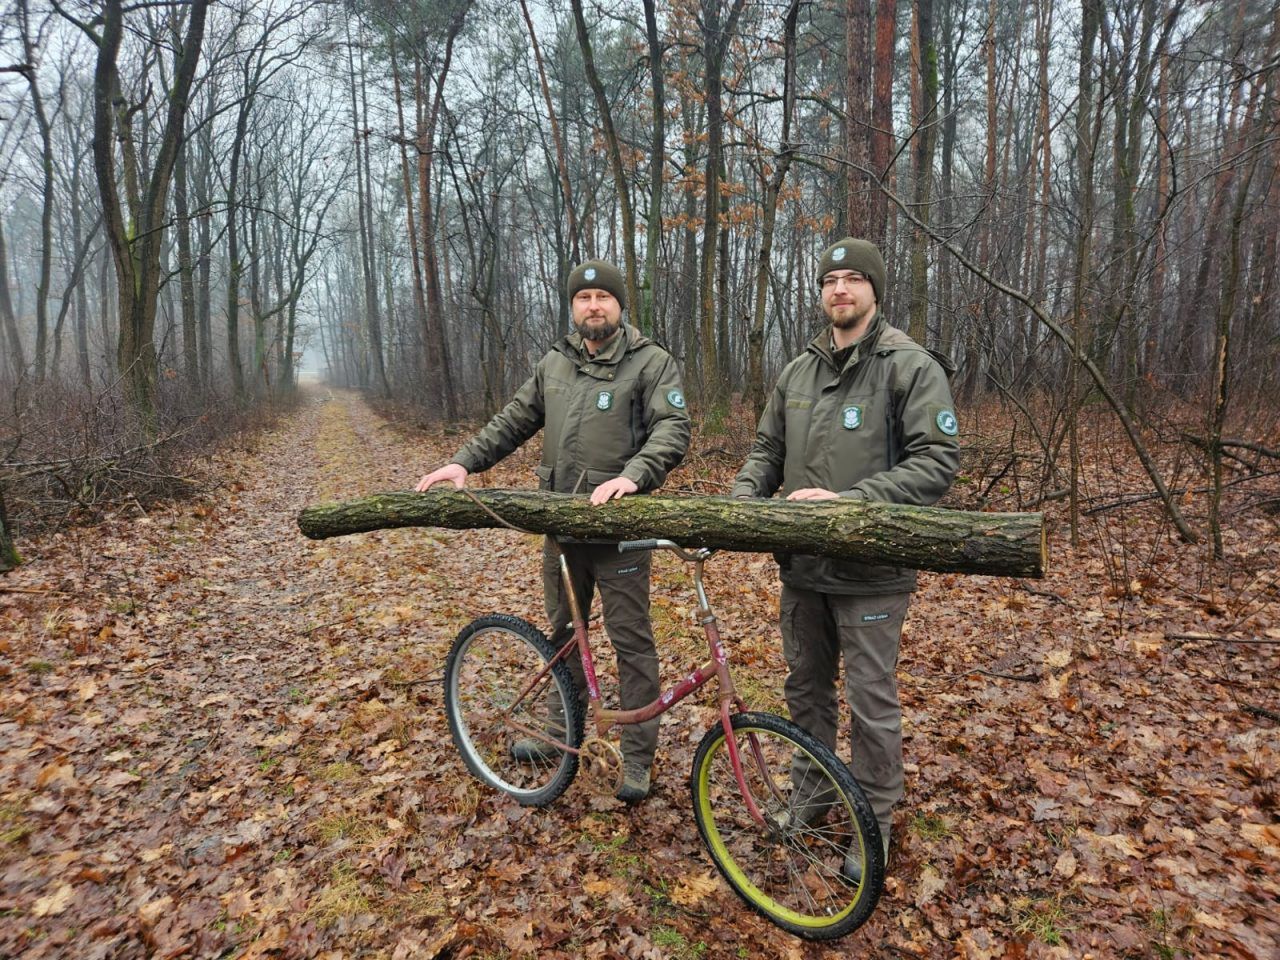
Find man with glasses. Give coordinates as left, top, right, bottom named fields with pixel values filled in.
left=732, top=238, right=960, bottom=877
left=417, top=260, right=691, bottom=803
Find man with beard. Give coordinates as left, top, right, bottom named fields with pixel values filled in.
left=732, top=238, right=959, bottom=877
left=417, top=260, right=691, bottom=803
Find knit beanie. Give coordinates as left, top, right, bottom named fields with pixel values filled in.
left=568, top=260, right=626, bottom=310
left=816, top=238, right=886, bottom=304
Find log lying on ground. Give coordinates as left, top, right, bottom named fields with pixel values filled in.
left=298, top=490, right=1046, bottom=578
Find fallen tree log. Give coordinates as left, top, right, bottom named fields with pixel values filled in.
left=298, top=490, right=1046, bottom=578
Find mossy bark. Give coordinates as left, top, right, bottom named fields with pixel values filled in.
left=298, top=490, right=1046, bottom=578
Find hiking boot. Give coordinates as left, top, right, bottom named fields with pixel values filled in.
left=509, top=737, right=563, bottom=764
left=842, top=826, right=890, bottom=885
left=615, top=762, right=651, bottom=804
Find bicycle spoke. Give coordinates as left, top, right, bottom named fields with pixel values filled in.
left=692, top=713, right=882, bottom=938
left=445, top=617, right=581, bottom=806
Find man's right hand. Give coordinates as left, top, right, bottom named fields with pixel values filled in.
left=415, top=463, right=469, bottom=492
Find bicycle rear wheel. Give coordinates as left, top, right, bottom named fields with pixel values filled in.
left=444, top=614, right=583, bottom=806
left=690, top=711, right=883, bottom=940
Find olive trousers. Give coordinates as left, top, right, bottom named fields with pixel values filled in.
left=542, top=540, right=661, bottom=771
left=779, top=584, right=912, bottom=834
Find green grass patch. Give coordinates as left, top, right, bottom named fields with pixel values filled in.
left=1012, top=894, right=1072, bottom=946
left=911, top=811, right=953, bottom=841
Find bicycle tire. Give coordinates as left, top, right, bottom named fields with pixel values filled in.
left=690, top=711, right=883, bottom=940
left=444, top=614, right=584, bottom=807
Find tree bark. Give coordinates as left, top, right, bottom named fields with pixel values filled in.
left=298, top=490, right=1047, bottom=579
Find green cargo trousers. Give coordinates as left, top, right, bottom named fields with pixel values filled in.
left=542, top=539, right=661, bottom=771
left=779, top=585, right=912, bottom=834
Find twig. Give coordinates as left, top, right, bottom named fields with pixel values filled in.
left=0, top=586, right=76, bottom=595
left=1242, top=704, right=1280, bottom=723
left=1083, top=470, right=1280, bottom=516
left=1018, top=581, right=1069, bottom=604
left=972, top=668, right=1042, bottom=682
left=1167, top=633, right=1280, bottom=645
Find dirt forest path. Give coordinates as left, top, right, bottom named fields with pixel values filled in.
left=3, top=388, right=1278, bottom=959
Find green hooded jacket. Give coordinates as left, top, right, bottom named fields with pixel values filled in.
left=732, top=314, right=960, bottom=594
left=452, top=323, right=691, bottom=495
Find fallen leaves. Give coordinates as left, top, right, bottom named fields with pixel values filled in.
left=2, top=391, right=1277, bottom=959
left=31, top=883, right=75, bottom=918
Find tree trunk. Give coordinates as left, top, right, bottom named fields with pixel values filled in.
left=642, top=0, right=665, bottom=336
left=845, top=0, right=873, bottom=233
left=870, top=0, right=898, bottom=246
left=698, top=0, right=748, bottom=406
left=572, top=0, right=639, bottom=314
left=18, top=0, right=54, bottom=383
left=298, top=490, right=1047, bottom=578
left=0, top=485, right=19, bottom=573
left=0, top=215, right=26, bottom=380
left=749, top=0, right=800, bottom=421
left=92, top=0, right=209, bottom=430
left=908, top=0, right=937, bottom=345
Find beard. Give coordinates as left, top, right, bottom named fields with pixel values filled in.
left=828, top=301, right=875, bottom=329
left=574, top=314, right=621, bottom=342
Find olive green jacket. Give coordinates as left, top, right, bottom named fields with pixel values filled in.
left=732, top=315, right=960, bottom=595
left=452, top=323, right=691, bottom=495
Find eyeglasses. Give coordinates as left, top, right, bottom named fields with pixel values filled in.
left=821, top=272, right=869, bottom=289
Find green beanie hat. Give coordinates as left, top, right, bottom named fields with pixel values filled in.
left=816, top=238, right=886, bottom=304
left=568, top=259, right=626, bottom=310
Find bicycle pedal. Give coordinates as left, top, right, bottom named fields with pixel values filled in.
left=579, top=737, right=624, bottom=795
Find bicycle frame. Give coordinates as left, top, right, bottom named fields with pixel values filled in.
left=502, top=539, right=772, bottom=825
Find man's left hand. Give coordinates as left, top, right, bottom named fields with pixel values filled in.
left=787, top=487, right=840, bottom=501
left=590, top=476, right=639, bottom=505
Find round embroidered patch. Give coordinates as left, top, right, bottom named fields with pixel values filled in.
left=936, top=410, right=959, bottom=436
left=832, top=246, right=846, bottom=261
left=667, top=389, right=686, bottom=409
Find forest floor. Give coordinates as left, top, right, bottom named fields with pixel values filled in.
left=1, top=387, right=1277, bottom=960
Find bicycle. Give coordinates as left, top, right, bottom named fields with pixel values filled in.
left=442, top=537, right=884, bottom=939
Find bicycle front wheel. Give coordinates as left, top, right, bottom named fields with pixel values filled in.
left=690, top=712, right=883, bottom=940
left=444, top=614, right=583, bottom=806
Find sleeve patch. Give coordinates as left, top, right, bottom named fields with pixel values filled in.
left=929, top=405, right=960, bottom=438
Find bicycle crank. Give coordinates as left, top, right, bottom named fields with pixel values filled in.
left=579, top=737, right=624, bottom=795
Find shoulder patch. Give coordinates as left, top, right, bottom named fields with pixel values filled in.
left=935, top=409, right=959, bottom=436
left=666, top=389, right=686, bottom=410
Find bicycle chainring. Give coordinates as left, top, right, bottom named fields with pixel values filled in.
left=579, top=737, right=624, bottom=795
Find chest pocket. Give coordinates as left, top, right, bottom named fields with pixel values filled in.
left=781, top=392, right=815, bottom=488
left=544, top=376, right=571, bottom=453
left=828, top=394, right=887, bottom=480
left=577, top=375, right=639, bottom=473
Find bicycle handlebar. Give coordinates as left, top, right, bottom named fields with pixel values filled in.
left=618, top=538, right=660, bottom=553
left=618, top=539, right=713, bottom=562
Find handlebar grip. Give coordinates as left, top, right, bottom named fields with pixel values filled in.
left=618, top=539, right=660, bottom=553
